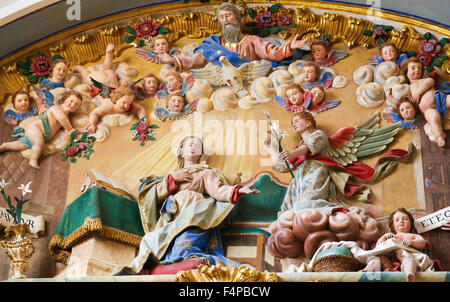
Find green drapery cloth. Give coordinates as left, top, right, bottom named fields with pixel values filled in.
left=49, top=186, right=144, bottom=264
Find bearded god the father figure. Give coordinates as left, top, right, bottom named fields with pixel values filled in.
left=145, top=2, right=307, bottom=70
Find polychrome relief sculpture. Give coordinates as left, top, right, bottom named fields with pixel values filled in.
left=0, top=1, right=449, bottom=283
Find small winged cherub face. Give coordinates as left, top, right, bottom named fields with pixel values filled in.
left=311, top=44, right=328, bottom=62
left=381, top=45, right=398, bottom=62
left=166, top=74, right=183, bottom=92
left=286, top=87, right=304, bottom=105
left=398, top=101, right=416, bottom=121
left=310, top=86, right=325, bottom=106
left=13, top=93, right=30, bottom=113
left=302, top=65, right=318, bottom=83
left=167, top=95, right=185, bottom=113
left=154, top=37, right=169, bottom=55
left=143, top=75, right=159, bottom=94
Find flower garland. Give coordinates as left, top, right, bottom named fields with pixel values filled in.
left=130, top=117, right=159, bottom=146
left=246, top=4, right=296, bottom=38
left=363, top=25, right=394, bottom=47
left=124, top=19, right=169, bottom=47
left=407, top=33, right=449, bottom=73
left=60, top=130, right=96, bottom=164
left=16, top=53, right=64, bottom=85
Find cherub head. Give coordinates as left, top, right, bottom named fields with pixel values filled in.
left=165, top=71, right=183, bottom=93
left=285, top=84, right=304, bottom=106
left=11, top=89, right=31, bottom=113
left=302, top=62, right=320, bottom=83
left=401, top=57, right=424, bottom=84
left=291, top=111, right=316, bottom=135
left=310, top=85, right=325, bottom=106
left=397, top=97, right=418, bottom=121
left=111, top=87, right=135, bottom=113
left=154, top=34, right=170, bottom=55
left=176, top=135, right=205, bottom=168
left=379, top=42, right=400, bottom=63
left=166, top=93, right=186, bottom=113
left=388, top=207, right=417, bottom=234
left=311, top=40, right=331, bottom=63
left=49, top=59, right=68, bottom=83
left=61, top=90, right=82, bottom=113
left=143, top=73, right=159, bottom=95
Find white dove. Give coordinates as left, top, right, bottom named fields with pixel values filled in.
left=190, top=56, right=273, bottom=98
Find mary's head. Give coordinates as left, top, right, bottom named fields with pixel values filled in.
left=176, top=135, right=205, bottom=168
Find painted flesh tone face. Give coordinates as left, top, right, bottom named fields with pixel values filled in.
left=182, top=137, right=203, bottom=163
left=286, top=88, right=304, bottom=105
left=166, top=74, right=182, bottom=92
left=62, top=95, right=82, bottom=113
left=167, top=95, right=185, bottom=113
left=311, top=44, right=328, bottom=62
left=143, top=76, right=159, bottom=94
left=115, top=95, right=134, bottom=112
left=406, top=62, right=423, bottom=81
left=302, top=66, right=318, bottom=83
left=399, top=101, right=416, bottom=121
left=14, top=94, right=30, bottom=112
left=291, top=115, right=310, bottom=135
left=381, top=45, right=398, bottom=62
left=393, top=211, right=412, bottom=234
left=51, top=61, right=68, bottom=82
left=154, top=38, right=169, bottom=55
left=310, top=86, right=325, bottom=106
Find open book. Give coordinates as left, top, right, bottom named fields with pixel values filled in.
left=82, top=169, right=134, bottom=200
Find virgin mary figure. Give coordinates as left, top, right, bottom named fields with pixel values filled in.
left=116, top=135, right=259, bottom=274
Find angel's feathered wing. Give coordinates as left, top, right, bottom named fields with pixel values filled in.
left=135, top=48, right=157, bottom=62
left=180, top=74, right=195, bottom=96
left=129, top=78, right=144, bottom=99
left=327, top=112, right=401, bottom=166
left=90, top=77, right=113, bottom=98
left=33, top=86, right=55, bottom=107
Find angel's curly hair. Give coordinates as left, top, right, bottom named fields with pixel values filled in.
left=111, top=87, right=134, bottom=104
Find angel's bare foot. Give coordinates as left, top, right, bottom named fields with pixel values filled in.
left=406, top=272, right=415, bottom=282
left=437, top=136, right=445, bottom=148
left=29, top=159, right=40, bottom=169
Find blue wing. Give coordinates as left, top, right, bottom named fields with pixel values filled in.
left=318, top=71, right=333, bottom=89
left=367, top=56, right=384, bottom=66
left=33, top=86, right=55, bottom=107
left=274, top=95, right=287, bottom=108
left=156, top=89, right=169, bottom=100
left=303, top=91, right=312, bottom=109
left=180, top=74, right=194, bottom=96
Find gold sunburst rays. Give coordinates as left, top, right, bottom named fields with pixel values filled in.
left=175, top=264, right=279, bottom=282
